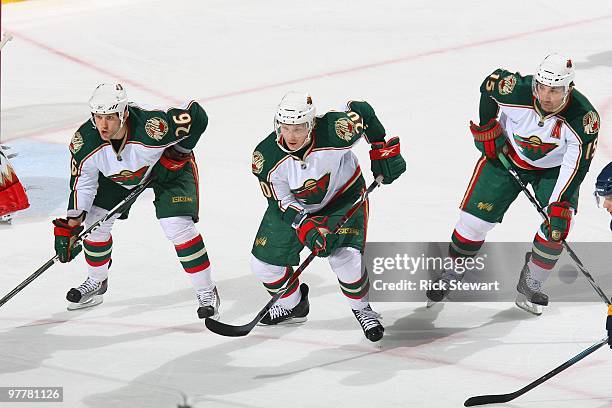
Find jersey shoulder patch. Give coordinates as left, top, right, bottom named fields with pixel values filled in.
left=315, top=112, right=362, bottom=148
left=252, top=133, right=287, bottom=178
left=70, top=121, right=105, bottom=161
left=480, top=68, right=532, bottom=106
left=127, top=106, right=177, bottom=146
left=561, top=90, right=599, bottom=141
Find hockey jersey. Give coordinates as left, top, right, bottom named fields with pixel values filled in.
left=67, top=101, right=207, bottom=218
left=479, top=69, right=599, bottom=204
left=252, top=101, right=385, bottom=227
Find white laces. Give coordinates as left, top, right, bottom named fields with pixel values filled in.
left=354, top=307, right=382, bottom=331
left=77, top=277, right=101, bottom=294
left=196, top=288, right=218, bottom=307
left=268, top=304, right=291, bottom=320
left=525, top=273, right=543, bottom=292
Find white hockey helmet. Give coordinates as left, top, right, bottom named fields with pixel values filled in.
left=274, top=91, right=316, bottom=152
left=89, top=83, right=129, bottom=126
left=533, top=53, right=575, bottom=92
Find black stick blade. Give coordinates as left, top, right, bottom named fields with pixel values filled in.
left=204, top=317, right=258, bottom=337
left=464, top=393, right=517, bottom=407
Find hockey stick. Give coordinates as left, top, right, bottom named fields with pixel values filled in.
left=0, top=177, right=153, bottom=308
left=205, top=175, right=384, bottom=337
left=0, top=32, right=13, bottom=50
left=464, top=153, right=612, bottom=405
left=497, top=152, right=611, bottom=305
left=464, top=336, right=609, bottom=406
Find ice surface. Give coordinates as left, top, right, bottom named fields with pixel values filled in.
left=1, top=1, right=611, bottom=407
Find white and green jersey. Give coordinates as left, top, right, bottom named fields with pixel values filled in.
left=480, top=69, right=599, bottom=204
left=67, top=101, right=207, bottom=218
left=252, top=101, right=386, bottom=227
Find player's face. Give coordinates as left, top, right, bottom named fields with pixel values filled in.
left=603, top=197, right=612, bottom=214
left=280, top=123, right=309, bottom=150
left=94, top=112, right=123, bottom=141
left=535, top=82, right=567, bottom=112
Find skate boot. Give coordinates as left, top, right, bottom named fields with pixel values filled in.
left=515, top=252, right=549, bottom=316
left=352, top=304, right=384, bottom=342
left=426, top=269, right=463, bottom=306
left=0, top=214, right=12, bottom=224
left=66, top=277, right=108, bottom=310
left=196, top=286, right=220, bottom=320
left=260, top=283, right=309, bottom=325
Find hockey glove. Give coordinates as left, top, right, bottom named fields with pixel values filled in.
left=369, top=137, right=406, bottom=185
left=297, top=216, right=336, bottom=256
left=470, top=118, right=506, bottom=160
left=607, top=304, right=612, bottom=348
left=53, top=218, right=84, bottom=263
left=153, top=146, right=192, bottom=184
left=542, top=201, right=572, bottom=242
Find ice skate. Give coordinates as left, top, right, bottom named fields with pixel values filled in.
left=259, top=283, right=309, bottom=325
left=515, top=252, right=548, bottom=316
left=353, top=304, right=384, bottom=342
left=426, top=269, right=463, bottom=307
left=197, top=286, right=220, bottom=320
left=66, top=277, right=107, bottom=310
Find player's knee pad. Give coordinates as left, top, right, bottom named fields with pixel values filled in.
left=250, top=255, right=287, bottom=282
left=329, top=247, right=369, bottom=307
left=84, top=205, right=118, bottom=242
left=455, top=211, right=496, bottom=241
left=159, top=216, right=199, bottom=245
left=328, top=247, right=361, bottom=272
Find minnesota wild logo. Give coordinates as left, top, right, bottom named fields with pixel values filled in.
left=69, top=132, right=84, bottom=154
left=108, top=165, right=149, bottom=186
left=145, top=117, right=169, bottom=141
left=513, top=134, right=558, bottom=161
left=335, top=118, right=356, bottom=142
left=291, top=173, right=331, bottom=205
left=498, top=74, right=516, bottom=95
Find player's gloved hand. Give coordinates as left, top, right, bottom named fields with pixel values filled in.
left=470, top=118, right=506, bottom=159
left=607, top=304, right=612, bottom=348
left=369, top=137, right=406, bottom=185
left=153, top=146, right=192, bottom=184
left=297, top=216, right=336, bottom=255
left=543, top=201, right=572, bottom=242
left=52, top=218, right=84, bottom=263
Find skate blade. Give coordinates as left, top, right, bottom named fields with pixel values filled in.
left=199, top=310, right=220, bottom=321
left=426, top=299, right=438, bottom=308
left=515, top=293, right=542, bottom=316
left=257, top=316, right=308, bottom=326
left=67, top=295, right=103, bottom=311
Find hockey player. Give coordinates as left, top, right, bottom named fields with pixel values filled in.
left=53, top=83, right=219, bottom=318
left=595, top=162, right=612, bottom=219
left=595, top=162, right=612, bottom=347
left=0, top=145, right=30, bottom=223
left=250, top=92, right=406, bottom=342
left=427, top=54, right=600, bottom=315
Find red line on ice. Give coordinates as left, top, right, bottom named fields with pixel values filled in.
left=8, top=31, right=183, bottom=106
